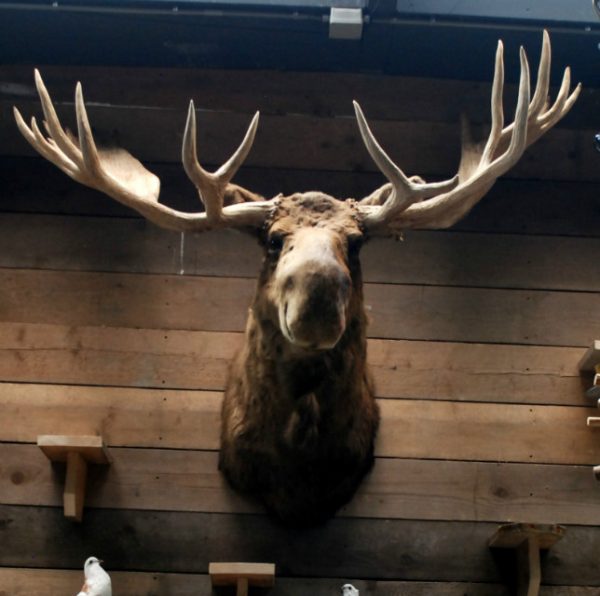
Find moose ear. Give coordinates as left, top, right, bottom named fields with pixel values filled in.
left=223, top=183, right=266, bottom=206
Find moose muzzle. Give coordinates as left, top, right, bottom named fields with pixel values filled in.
left=275, top=228, right=351, bottom=351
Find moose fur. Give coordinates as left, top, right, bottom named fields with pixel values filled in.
left=219, top=193, right=380, bottom=525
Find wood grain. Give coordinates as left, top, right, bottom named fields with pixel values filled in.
left=3, top=567, right=600, bottom=596
left=0, top=383, right=597, bottom=464
left=2, top=158, right=600, bottom=239
left=3, top=102, right=597, bottom=182
left=0, top=322, right=587, bottom=405
left=1, top=56, right=599, bottom=595
left=1, top=505, right=599, bottom=585
left=2, top=443, right=600, bottom=525
left=1, top=268, right=599, bottom=347
left=2, top=213, right=600, bottom=292
left=2, top=64, right=593, bottom=128
left=10, top=567, right=600, bottom=596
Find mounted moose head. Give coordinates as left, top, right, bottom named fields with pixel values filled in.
left=15, top=32, right=579, bottom=525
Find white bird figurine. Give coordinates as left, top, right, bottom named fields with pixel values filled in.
left=341, top=584, right=359, bottom=596
left=76, top=556, right=112, bottom=596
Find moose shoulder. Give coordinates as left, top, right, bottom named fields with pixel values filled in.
left=14, top=32, right=579, bottom=525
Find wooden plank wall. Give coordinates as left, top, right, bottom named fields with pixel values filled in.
left=1, top=63, right=600, bottom=595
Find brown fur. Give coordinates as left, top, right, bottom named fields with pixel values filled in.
left=219, top=193, right=379, bottom=525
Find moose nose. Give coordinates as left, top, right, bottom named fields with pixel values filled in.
left=281, top=265, right=351, bottom=350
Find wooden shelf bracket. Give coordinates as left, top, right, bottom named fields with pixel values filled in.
left=209, top=562, right=275, bottom=596
left=578, top=340, right=600, bottom=374
left=579, top=341, right=600, bottom=479
left=37, top=435, right=111, bottom=522
left=489, top=523, right=565, bottom=596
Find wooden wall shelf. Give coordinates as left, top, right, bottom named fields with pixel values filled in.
left=489, top=523, right=565, bottom=596
left=209, top=563, right=275, bottom=596
left=37, top=435, right=110, bottom=522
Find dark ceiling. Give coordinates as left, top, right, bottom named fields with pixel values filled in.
left=0, top=0, right=599, bottom=87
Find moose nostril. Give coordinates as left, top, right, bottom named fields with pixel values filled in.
left=284, top=276, right=295, bottom=292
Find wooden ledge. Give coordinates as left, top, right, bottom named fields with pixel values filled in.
left=489, top=523, right=565, bottom=549
left=38, top=435, right=110, bottom=464
left=489, top=523, right=565, bottom=596
left=37, top=435, right=110, bottom=522
left=210, top=563, right=275, bottom=596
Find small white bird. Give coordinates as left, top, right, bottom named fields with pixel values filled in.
left=341, top=584, right=359, bottom=596
left=76, top=556, right=112, bottom=596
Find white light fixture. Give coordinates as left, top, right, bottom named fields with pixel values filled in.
left=329, top=7, right=363, bottom=40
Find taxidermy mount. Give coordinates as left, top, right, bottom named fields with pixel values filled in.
left=14, top=31, right=579, bottom=525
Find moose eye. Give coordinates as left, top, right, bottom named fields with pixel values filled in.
left=267, top=234, right=284, bottom=256
left=347, top=235, right=364, bottom=258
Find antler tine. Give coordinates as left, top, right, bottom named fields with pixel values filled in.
left=480, top=40, right=505, bottom=166
left=182, top=100, right=260, bottom=223
left=216, top=110, right=260, bottom=180
left=528, top=29, right=551, bottom=116
left=34, top=69, right=82, bottom=166
left=14, top=109, right=76, bottom=178
left=75, top=81, right=106, bottom=183
left=538, top=66, right=575, bottom=127
left=498, top=31, right=581, bottom=148
left=182, top=101, right=212, bottom=204
left=503, top=47, right=531, bottom=166
left=353, top=101, right=458, bottom=227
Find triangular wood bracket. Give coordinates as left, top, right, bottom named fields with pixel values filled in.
left=489, top=523, right=565, bottom=596
left=37, top=435, right=110, bottom=522
left=209, top=563, right=275, bottom=596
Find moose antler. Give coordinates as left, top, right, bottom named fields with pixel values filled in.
left=14, top=31, right=579, bottom=237
left=13, top=70, right=274, bottom=232
left=355, top=31, right=581, bottom=233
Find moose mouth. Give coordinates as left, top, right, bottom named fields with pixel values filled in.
left=279, top=301, right=346, bottom=352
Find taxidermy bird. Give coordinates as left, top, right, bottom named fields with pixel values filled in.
left=76, top=557, right=112, bottom=596
left=341, top=584, right=359, bottom=596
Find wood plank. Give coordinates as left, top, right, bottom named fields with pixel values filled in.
left=2, top=64, right=593, bottom=129
left=2, top=568, right=598, bottom=596
left=366, top=282, right=600, bottom=347
left=0, top=383, right=223, bottom=450
left=4, top=568, right=585, bottom=596
left=2, top=443, right=600, bottom=526
left=1, top=505, right=599, bottom=585
left=3, top=213, right=600, bottom=292
left=0, top=383, right=597, bottom=465
left=2, top=268, right=599, bottom=347
left=374, top=399, right=600, bottom=466
left=1, top=158, right=600, bottom=239
left=0, top=322, right=587, bottom=406
left=2, top=102, right=597, bottom=182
